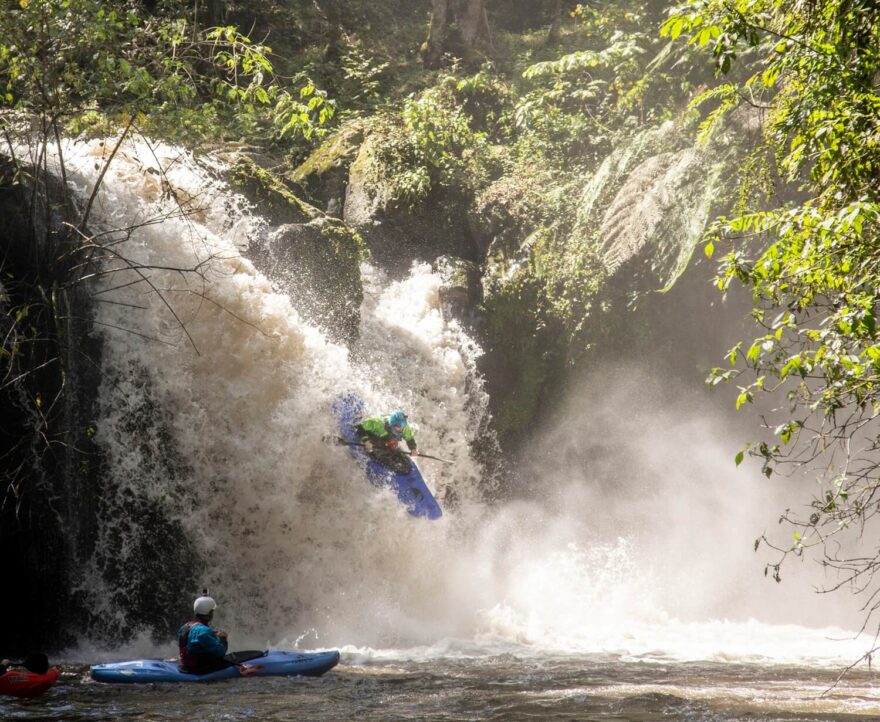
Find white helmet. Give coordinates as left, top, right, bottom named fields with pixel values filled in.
left=193, top=595, right=217, bottom=616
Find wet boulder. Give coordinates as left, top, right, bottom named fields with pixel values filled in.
left=223, top=153, right=365, bottom=345
left=343, top=132, right=477, bottom=275
left=249, top=216, right=365, bottom=346
left=288, top=121, right=365, bottom=214
left=434, top=255, right=482, bottom=328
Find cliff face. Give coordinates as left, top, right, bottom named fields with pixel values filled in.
left=290, top=108, right=757, bottom=450
left=0, top=159, right=102, bottom=652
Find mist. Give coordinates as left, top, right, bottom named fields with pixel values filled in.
left=521, top=362, right=865, bottom=632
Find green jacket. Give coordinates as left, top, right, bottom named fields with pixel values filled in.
left=355, top=416, right=417, bottom=451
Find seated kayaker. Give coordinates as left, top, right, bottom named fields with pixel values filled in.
left=177, top=593, right=231, bottom=674
left=355, top=409, right=419, bottom=474
left=0, top=652, right=49, bottom=676
left=0, top=652, right=59, bottom=699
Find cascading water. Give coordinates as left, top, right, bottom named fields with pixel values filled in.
left=43, top=135, right=868, bottom=669
left=51, top=136, right=491, bottom=650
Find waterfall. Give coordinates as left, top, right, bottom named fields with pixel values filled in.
left=48, top=137, right=489, bottom=647
left=32, top=134, right=868, bottom=665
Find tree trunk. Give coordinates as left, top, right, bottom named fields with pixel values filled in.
left=193, top=0, right=223, bottom=30
left=459, top=0, right=484, bottom=51
left=204, top=0, right=224, bottom=26
left=547, top=0, right=564, bottom=43
left=423, top=0, right=449, bottom=69
left=321, top=1, right=343, bottom=60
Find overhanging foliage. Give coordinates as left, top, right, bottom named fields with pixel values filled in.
left=667, top=0, right=880, bottom=639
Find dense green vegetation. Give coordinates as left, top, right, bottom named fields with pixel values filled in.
left=2, top=0, right=880, bottom=646
left=663, top=0, right=880, bottom=639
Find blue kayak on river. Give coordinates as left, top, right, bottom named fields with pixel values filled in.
left=90, top=650, right=340, bottom=684
left=332, top=393, right=443, bottom=520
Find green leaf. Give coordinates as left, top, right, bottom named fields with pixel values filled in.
left=761, top=67, right=780, bottom=87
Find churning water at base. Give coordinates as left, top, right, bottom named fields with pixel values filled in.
left=5, top=655, right=880, bottom=721
left=13, top=136, right=880, bottom=718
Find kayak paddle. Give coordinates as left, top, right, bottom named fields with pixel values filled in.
left=328, top=436, right=453, bottom=464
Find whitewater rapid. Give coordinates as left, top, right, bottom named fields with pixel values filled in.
left=35, top=135, right=870, bottom=669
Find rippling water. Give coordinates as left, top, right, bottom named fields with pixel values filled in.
left=5, top=651, right=880, bottom=722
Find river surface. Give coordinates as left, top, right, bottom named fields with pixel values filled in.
left=4, top=649, right=880, bottom=721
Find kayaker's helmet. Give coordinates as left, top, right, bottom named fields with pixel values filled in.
left=193, top=595, right=217, bottom=616
left=389, top=410, right=407, bottom=434
left=389, top=410, right=407, bottom=427
left=23, top=652, right=49, bottom=675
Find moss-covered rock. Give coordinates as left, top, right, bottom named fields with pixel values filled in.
left=226, top=154, right=321, bottom=226
left=469, top=169, right=554, bottom=257
left=343, top=131, right=479, bottom=275
left=480, top=264, right=562, bottom=445
left=288, top=120, right=366, bottom=210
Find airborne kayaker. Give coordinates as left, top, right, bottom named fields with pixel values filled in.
left=355, top=409, right=419, bottom=474
left=177, top=593, right=231, bottom=674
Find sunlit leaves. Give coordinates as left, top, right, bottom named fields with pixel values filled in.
left=668, top=0, right=880, bottom=597
left=689, top=83, right=739, bottom=140
left=273, top=84, right=336, bottom=140
left=524, top=37, right=648, bottom=80
left=0, top=1, right=335, bottom=146
left=515, top=2, right=694, bottom=170
left=370, top=81, right=486, bottom=207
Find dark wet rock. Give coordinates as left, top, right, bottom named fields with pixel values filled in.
left=343, top=133, right=477, bottom=275
left=249, top=216, right=365, bottom=345
left=434, top=254, right=482, bottom=328
left=0, top=158, right=106, bottom=651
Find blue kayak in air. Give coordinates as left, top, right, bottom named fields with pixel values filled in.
left=90, top=649, right=340, bottom=684
left=332, top=393, right=442, bottom=520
